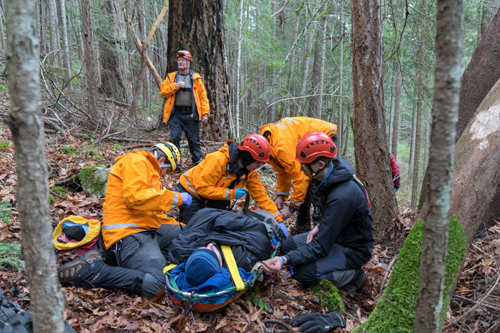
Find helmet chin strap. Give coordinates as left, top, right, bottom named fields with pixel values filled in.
left=307, top=160, right=331, bottom=180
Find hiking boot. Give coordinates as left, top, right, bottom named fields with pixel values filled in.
left=58, top=259, right=87, bottom=284
left=82, top=250, right=101, bottom=261
left=341, top=269, right=368, bottom=294
left=58, top=251, right=101, bottom=284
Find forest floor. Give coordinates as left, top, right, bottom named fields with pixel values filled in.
left=0, top=94, right=499, bottom=332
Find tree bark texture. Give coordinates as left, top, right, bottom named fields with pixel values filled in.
left=481, top=0, right=500, bottom=37
left=351, top=0, right=398, bottom=242
left=414, top=0, right=463, bottom=331
left=0, top=3, right=5, bottom=49
left=391, top=58, right=402, bottom=159
left=420, top=5, right=500, bottom=210
left=456, top=7, right=500, bottom=140
left=81, top=0, right=99, bottom=118
left=167, top=0, right=231, bottom=141
left=411, top=3, right=427, bottom=210
left=5, top=0, right=66, bottom=331
left=235, top=0, right=243, bottom=138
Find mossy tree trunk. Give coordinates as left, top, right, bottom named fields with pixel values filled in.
left=351, top=0, right=398, bottom=243
left=166, top=0, right=231, bottom=141
left=5, top=0, right=66, bottom=331
left=414, top=0, right=463, bottom=331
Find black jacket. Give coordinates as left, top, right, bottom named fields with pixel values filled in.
left=167, top=208, right=273, bottom=272
left=285, top=158, right=374, bottom=267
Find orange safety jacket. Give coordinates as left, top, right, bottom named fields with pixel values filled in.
left=260, top=117, right=337, bottom=209
left=102, top=150, right=184, bottom=249
left=160, top=70, right=210, bottom=124
left=179, top=142, right=283, bottom=223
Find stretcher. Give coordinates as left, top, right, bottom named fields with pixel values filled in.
left=164, top=191, right=283, bottom=312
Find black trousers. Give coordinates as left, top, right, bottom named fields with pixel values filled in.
left=281, top=232, right=362, bottom=288
left=70, top=224, right=182, bottom=297
left=169, top=111, right=202, bottom=163
left=295, top=184, right=322, bottom=232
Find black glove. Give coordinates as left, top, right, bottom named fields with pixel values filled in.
left=290, top=312, right=346, bottom=333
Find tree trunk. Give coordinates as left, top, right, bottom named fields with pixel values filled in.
left=308, top=12, right=328, bottom=119
left=456, top=7, right=500, bottom=140
left=391, top=58, right=402, bottom=158
left=47, top=0, right=59, bottom=65
left=284, top=0, right=304, bottom=119
left=235, top=0, right=243, bottom=138
left=167, top=0, right=231, bottom=141
left=388, top=66, right=395, bottom=153
left=338, top=6, right=344, bottom=156
left=352, top=0, right=398, bottom=243
left=5, top=0, right=66, bottom=331
left=411, top=2, right=427, bottom=210
left=420, top=5, right=500, bottom=210
left=414, top=0, right=462, bottom=331
left=58, top=0, right=71, bottom=89
left=41, top=1, right=48, bottom=54
left=81, top=0, right=99, bottom=118
left=481, top=0, right=500, bottom=38
left=298, top=22, right=316, bottom=116
left=0, top=3, right=5, bottom=49
left=140, top=2, right=151, bottom=113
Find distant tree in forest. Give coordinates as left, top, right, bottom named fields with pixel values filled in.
left=351, top=0, right=398, bottom=242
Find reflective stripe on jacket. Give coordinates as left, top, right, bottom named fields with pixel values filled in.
left=102, top=150, right=183, bottom=249
left=180, top=142, right=283, bottom=222
left=160, top=70, right=210, bottom=124
left=260, top=117, right=337, bottom=209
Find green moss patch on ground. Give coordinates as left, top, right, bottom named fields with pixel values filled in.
left=0, top=242, right=25, bottom=270
left=352, top=217, right=467, bottom=333
left=0, top=201, right=11, bottom=224
left=78, top=165, right=109, bottom=197
left=311, top=280, right=345, bottom=313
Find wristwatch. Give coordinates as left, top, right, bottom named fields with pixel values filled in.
left=288, top=205, right=296, bottom=213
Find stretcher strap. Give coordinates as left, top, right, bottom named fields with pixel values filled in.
left=163, top=263, right=178, bottom=274
left=221, top=245, right=245, bottom=291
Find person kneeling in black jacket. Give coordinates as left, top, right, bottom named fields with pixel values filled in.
left=262, top=132, right=374, bottom=293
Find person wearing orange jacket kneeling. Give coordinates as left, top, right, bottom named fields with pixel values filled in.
left=177, top=134, right=289, bottom=238
left=57, top=143, right=193, bottom=297
left=261, top=117, right=337, bottom=234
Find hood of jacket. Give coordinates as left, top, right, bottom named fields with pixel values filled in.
left=114, top=150, right=161, bottom=175
left=314, top=158, right=355, bottom=197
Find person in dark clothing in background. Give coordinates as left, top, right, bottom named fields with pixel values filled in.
left=262, top=132, right=374, bottom=293
left=160, top=50, right=210, bottom=170
left=390, top=153, right=400, bottom=192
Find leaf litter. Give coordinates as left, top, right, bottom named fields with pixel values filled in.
left=0, top=127, right=498, bottom=332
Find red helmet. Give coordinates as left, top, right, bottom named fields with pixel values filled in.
left=239, top=134, right=270, bottom=163
left=176, top=50, right=193, bottom=64
left=295, top=132, right=337, bottom=164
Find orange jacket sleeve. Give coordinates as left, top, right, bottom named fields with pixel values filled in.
left=269, top=160, right=292, bottom=199
left=195, top=79, right=210, bottom=117
left=194, top=152, right=235, bottom=200
left=160, top=75, right=178, bottom=98
left=245, top=172, right=283, bottom=223
left=121, top=158, right=183, bottom=211
left=275, top=151, right=310, bottom=208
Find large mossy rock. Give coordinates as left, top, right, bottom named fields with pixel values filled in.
left=78, top=165, right=111, bottom=197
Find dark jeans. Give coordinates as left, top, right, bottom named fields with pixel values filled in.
left=169, top=110, right=202, bottom=163
left=295, top=184, right=322, bottom=232
left=281, top=232, right=361, bottom=288
left=70, top=224, right=182, bottom=297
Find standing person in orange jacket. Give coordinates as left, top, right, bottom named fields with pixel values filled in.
left=161, top=50, right=210, bottom=171
left=261, top=117, right=337, bottom=234
left=177, top=134, right=289, bottom=238
left=57, top=143, right=193, bottom=297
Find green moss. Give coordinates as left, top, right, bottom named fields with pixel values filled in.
left=311, top=280, right=345, bottom=313
left=352, top=217, right=467, bottom=333
left=0, top=201, right=11, bottom=224
left=61, top=145, right=77, bottom=155
left=87, top=149, right=105, bottom=160
left=0, top=242, right=25, bottom=270
left=0, top=141, right=10, bottom=150
left=78, top=165, right=108, bottom=197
